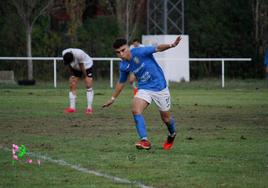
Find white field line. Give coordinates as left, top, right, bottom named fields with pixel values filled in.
left=3, top=148, right=153, bottom=188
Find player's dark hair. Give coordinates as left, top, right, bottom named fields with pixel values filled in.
left=63, top=52, right=73, bottom=65
left=132, top=38, right=140, bottom=43
left=113, top=38, right=127, bottom=49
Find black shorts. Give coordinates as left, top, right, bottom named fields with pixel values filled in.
left=70, top=67, right=93, bottom=78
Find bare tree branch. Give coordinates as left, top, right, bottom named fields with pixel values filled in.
left=10, top=0, right=54, bottom=80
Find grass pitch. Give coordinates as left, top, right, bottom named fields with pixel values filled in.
left=0, top=80, right=268, bottom=188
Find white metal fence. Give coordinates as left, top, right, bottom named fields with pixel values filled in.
left=0, top=57, right=252, bottom=88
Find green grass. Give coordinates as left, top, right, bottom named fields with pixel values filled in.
left=0, top=79, right=268, bottom=188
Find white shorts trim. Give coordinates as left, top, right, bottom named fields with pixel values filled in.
left=135, top=88, right=171, bottom=111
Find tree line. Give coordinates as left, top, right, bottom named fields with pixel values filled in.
left=0, top=0, right=267, bottom=80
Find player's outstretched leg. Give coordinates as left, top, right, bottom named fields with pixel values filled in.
left=163, top=133, right=176, bottom=150
left=133, top=114, right=151, bottom=150
left=64, top=91, right=76, bottom=113
left=85, top=88, right=94, bottom=115
left=135, top=139, right=151, bottom=150
left=163, top=117, right=176, bottom=150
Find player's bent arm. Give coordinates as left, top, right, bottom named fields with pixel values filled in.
left=79, top=63, right=87, bottom=77
left=156, top=36, right=182, bottom=52
left=102, top=82, right=125, bottom=108
left=112, top=82, right=125, bottom=99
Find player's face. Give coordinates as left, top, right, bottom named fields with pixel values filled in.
left=133, top=41, right=140, bottom=47
left=115, top=45, right=131, bottom=60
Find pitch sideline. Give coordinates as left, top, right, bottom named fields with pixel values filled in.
left=3, top=147, right=153, bottom=188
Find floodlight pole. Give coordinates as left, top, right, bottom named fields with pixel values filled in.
left=164, top=0, right=167, bottom=34
left=147, top=0, right=185, bottom=34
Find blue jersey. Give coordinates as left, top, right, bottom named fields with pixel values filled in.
left=118, top=46, right=167, bottom=91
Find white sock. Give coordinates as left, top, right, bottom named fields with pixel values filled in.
left=69, top=92, right=76, bottom=109
left=86, top=88, right=94, bottom=109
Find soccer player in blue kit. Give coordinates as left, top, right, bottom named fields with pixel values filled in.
left=102, top=36, right=182, bottom=150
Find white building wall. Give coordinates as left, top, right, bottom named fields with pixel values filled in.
left=142, top=35, right=189, bottom=82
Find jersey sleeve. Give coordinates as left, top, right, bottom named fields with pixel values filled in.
left=118, top=69, right=129, bottom=83
left=118, top=63, right=129, bottom=83
left=140, top=46, right=156, bottom=56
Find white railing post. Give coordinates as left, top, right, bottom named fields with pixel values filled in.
left=110, top=59, right=113, bottom=88
left=0, top=57, right=251, bottom=89
left=221, top=59, right=225, bottom=88
left=53, top=58, right=57, bottom=88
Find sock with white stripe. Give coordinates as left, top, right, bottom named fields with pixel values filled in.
left=86, top=88, right=94, bottom=109
left=165, top=117, right=176, bottom=136
left=133, top=114, right=147, bottom=140
left=69, top=91, right=76, bottom=109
